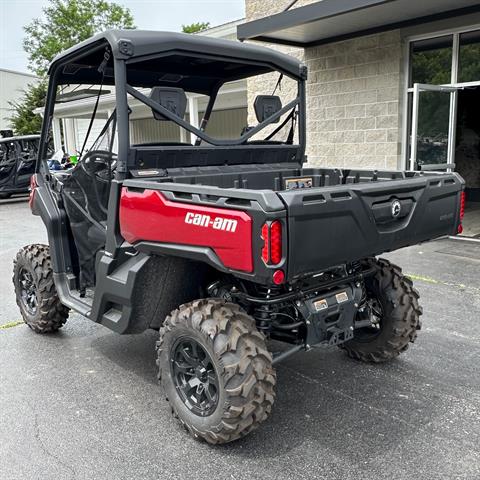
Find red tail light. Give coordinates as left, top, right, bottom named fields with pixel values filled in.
left=270, top=220, right=282, bottom=264
left=261, top=223, right=270, bottom=263
left=261, top=220, right=283, bottom=265
left=458, top=191, right=466, bottom=234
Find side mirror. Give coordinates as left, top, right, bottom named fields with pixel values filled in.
left=254, top=95, right=282, bottom=123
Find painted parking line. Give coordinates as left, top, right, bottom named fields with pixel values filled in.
left=406, top=273, right=480, bottom=294
left=0, top=320, right=24, bottom=330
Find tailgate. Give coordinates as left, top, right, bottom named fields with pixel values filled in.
left=278, top=173, right=464, bottom=279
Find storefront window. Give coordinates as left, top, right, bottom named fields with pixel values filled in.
left=458, top=30, right=480, bottom=83
left=410, top=36, right=453, bottom=86
left=416, top=91, right=451, bottom=166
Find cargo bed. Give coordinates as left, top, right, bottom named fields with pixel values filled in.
left=123, top=164, right=464, bottom=281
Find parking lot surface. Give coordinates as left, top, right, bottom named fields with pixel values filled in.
left=0, top=197, right=479, bottom=480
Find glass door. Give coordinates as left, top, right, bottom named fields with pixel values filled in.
left=409, top=83, right=459, bottom=172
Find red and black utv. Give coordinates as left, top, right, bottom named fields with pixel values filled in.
left=13, top=30, right=465, bottom=444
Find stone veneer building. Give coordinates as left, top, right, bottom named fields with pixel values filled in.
left=239, top=0, right=480, bottom=236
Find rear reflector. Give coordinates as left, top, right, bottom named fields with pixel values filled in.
left=272, top=269, right=285, bottom=285
left=261, top=221, right=282, bottom=265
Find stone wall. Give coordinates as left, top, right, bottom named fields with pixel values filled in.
left=305, top=31, right=404, bottom=169
left=245, top=0, right=405, bottom=169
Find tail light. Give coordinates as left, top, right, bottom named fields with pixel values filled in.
left=261, top=220, right=283, bottom=265
left=29, top=174, right=38, bottom=210
left=458, top=190, right=466, bottom=234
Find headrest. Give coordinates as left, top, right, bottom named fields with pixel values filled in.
left=254, top=95, right=282, bottom=123
left=150, top=87, right=187, bottom=121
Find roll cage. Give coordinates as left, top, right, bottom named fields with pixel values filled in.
left=38, top=30, right=307, bottom=178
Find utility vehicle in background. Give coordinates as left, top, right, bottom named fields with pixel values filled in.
left=13, top=30, right=465, bottom=444
left=0, top=134, right=40, bottom=198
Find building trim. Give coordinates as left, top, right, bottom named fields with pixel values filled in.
left=238, top=1, right=480, bottom=48
left=0, top=68, right=38, bottom=79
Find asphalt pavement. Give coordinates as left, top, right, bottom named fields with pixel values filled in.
left=0, top=196, right=479, bottom=480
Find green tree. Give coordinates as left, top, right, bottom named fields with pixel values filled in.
left=24, top=0, right=135, bottom=77
left=182, top=22, right=210, bottom=34
left=8, top=82, right=47, bottom=135
left=11, top=0, right=135, bottom=135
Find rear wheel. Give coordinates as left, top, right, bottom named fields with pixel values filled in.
left=13, top=244, right=69, bottom=333
left=157, top=299, right=276, bottom=444
left=0, top=192, right=12, bottom=199
left=340, top=258, right=422, bottom=363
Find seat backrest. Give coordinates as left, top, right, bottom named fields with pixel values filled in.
left=254, top=95, right=282, bottom=123
left=149, top=87, right=187, bottom=121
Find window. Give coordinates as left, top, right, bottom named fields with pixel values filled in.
left=458, top=30, right=480, bottom=83
left=410, top=36, right=453, bottom=86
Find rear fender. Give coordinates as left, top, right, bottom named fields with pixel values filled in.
left=90, top=252, right=211, bottom=333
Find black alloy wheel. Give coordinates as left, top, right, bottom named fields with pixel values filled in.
left=170, top=337, right=219, bottom=417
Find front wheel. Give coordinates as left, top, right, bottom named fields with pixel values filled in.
left=340, top=258, right=422, bottom=363
left=13, top=244, right=69, bottom=333
left=157, top=299, right=276, bottom=444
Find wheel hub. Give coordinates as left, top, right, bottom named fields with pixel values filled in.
left=19, top=267, right=37, bottom=315
left=170, top=338, right=219, bottom=417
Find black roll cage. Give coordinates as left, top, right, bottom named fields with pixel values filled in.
left=37, top=41, right=307, bottom=178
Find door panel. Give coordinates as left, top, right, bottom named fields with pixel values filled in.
left=14, top=139, right=38, bottom=188
left=410, top=83, right=459, bottom=172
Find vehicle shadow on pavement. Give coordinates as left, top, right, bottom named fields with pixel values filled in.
left=216, top=348, right=451, bottom=464
left=89, top=330, right=444, bottom=463
left=90, top=330, right=159, bottom=385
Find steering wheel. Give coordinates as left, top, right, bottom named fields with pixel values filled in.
left=79, top=150, right=116, bottom=181
left=78, top=150, right=116, bottom=216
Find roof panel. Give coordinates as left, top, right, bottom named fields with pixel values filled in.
left=49, top=29, right=304, bottom=80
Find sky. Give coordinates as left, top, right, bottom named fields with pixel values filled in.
left=0, top=0, right=245, bottom=74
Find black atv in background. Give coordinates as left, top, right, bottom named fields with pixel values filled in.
left=13, top=30, right=465, bottom=444
left=0, top=134, right=40, bottom=199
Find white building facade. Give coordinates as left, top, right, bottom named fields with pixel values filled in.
left=0, top=68, right=39, bottom=131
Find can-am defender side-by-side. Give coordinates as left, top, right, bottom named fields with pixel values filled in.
left=13, top=30, right=465, bottom=444
left=0, top=135, right=40, bottom=198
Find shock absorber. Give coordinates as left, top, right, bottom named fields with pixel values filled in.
left=252, top=285, right=283, bottom=334
left=351, top=260, right=367, bottom=310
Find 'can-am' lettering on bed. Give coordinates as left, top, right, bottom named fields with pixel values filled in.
left=184, top=212, right=238, bottom=232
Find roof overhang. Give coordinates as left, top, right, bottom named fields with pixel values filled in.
left=237, top=0, right=480, bottom=47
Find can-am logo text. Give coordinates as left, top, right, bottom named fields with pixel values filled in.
left=184, top=212, right=238, bottom=232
